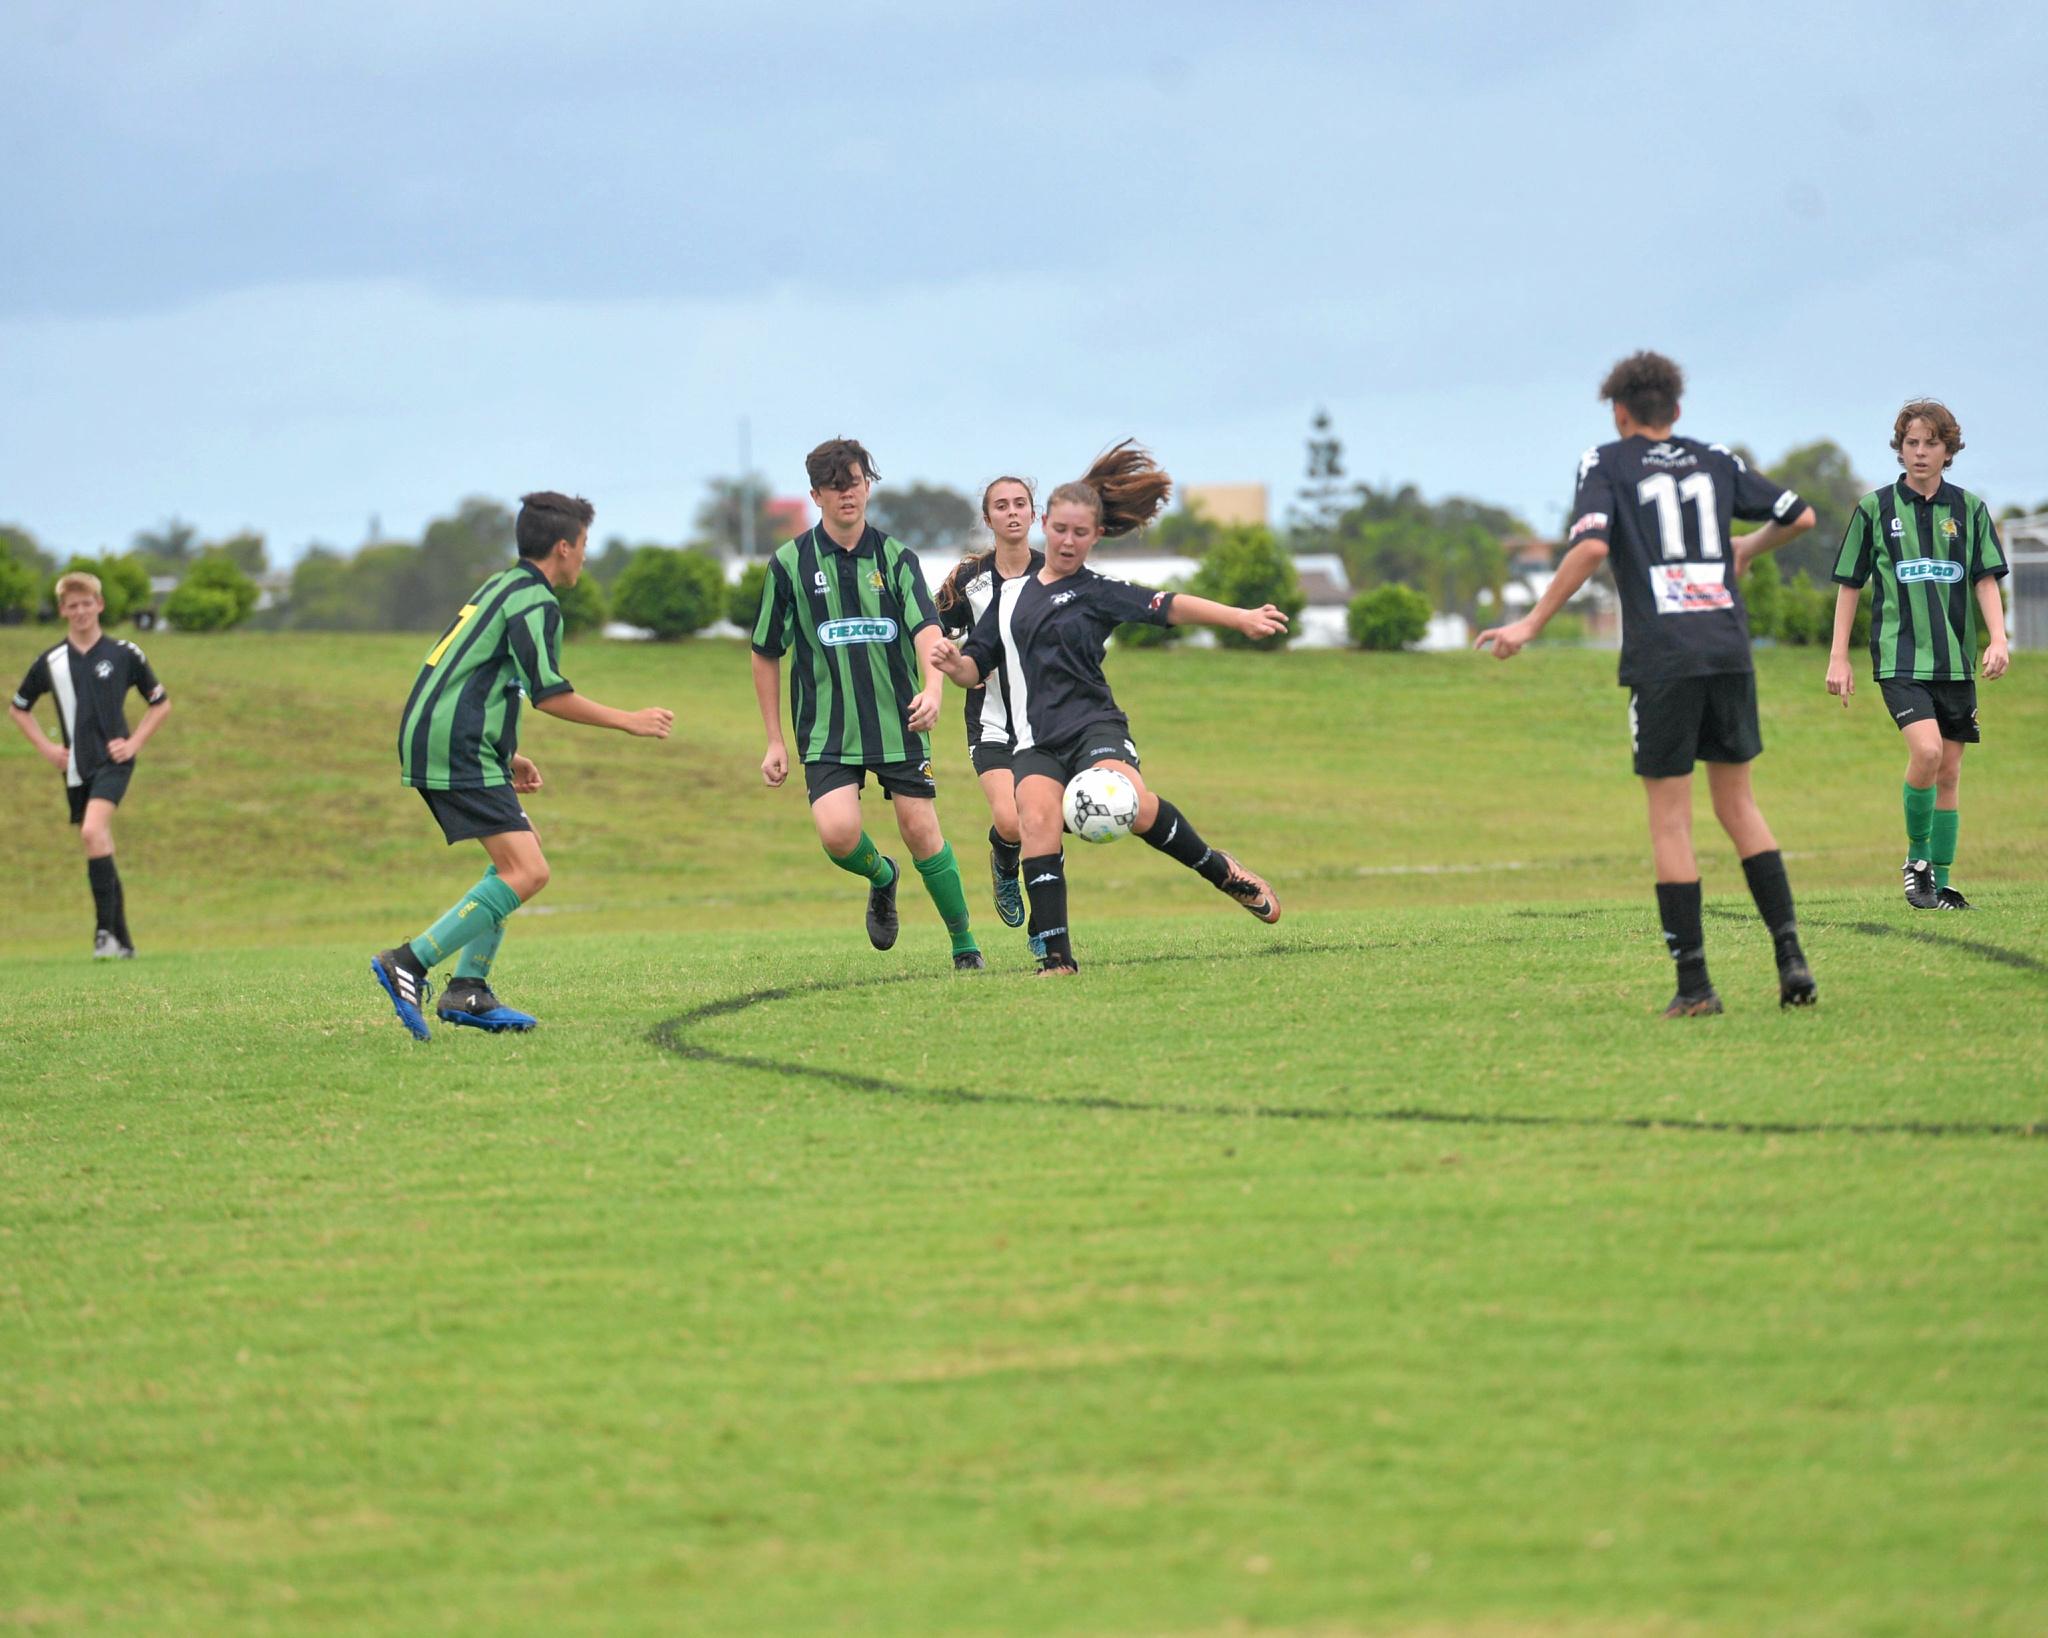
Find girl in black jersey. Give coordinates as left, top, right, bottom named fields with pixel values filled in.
left=930, top=442, right=1288, bottom=975
left=933, top=477, right=1042, bottom=937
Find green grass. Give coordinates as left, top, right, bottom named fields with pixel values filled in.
left=3, top=632, right=2045, bottom=1634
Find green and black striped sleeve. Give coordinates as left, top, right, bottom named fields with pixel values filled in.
left=1832, top=498, right=1876, bottom=587
left=887, top=540, right=939, bottom=639
left=752, top=550, right=798, bottom=657
left=1970, top=498, right=2008, bottom=582
left=508, top=598, right=572, bottom=702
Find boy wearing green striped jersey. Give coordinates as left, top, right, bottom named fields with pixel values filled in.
left=1826, top=401, right=2011, bottom=910
left=370, top=491, right=675, bottom=1040
left=750, top=438, right=981, bottom=969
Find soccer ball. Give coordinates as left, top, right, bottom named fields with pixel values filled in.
left=1062, top=767, right=1139, bottom=844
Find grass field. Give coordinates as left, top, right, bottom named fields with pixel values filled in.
left=3, top=632, right=2045, bottom=1635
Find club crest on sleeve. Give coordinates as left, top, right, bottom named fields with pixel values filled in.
left=1570, top=512, right=1608, bottom=539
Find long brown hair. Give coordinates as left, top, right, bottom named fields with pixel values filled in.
left=936, top=474, right=1036, bottom=614
left=1045, top=439, right=1172, bottom=538
left=1891, top=399, right=1963, bottom=467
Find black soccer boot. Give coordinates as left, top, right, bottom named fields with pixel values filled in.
left=1901, top=858, right=1939, bottom=910
left=952, top=949, right=987, bottom=971
left=1775, top=943, right=1817, bottom=1009
left=990, top=845, right=1025, bottom=928
left=866, top=856, right=900, bottom=950
left=1933, top=885, right=1971, bottom=910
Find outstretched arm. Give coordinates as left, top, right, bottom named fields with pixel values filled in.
left=1475, top=538, right=1608, bottom=660
left=1734, top=506, right=1818, bottom=574
left=926, top=636, right=984, bottom=688
left=1166, top=595, right=1289, bottom=640
left=534, top=690, right=673, bottom=737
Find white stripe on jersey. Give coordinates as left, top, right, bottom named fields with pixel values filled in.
left=43, top=643, right=81, bottom=787
left=965, top=569, right=1012, bottom=744
left=996, top=577, right=1034, bottom=750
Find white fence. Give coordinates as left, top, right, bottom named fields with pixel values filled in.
left=2004, top=511, right=2048, bottom=651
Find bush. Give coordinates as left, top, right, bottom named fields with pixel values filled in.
left=727, top=561, right=769, bottom=633
left=1775, top=570, right=1829, bottom=646
left=611, top=546, right=726, bottom=638
left=1536, top=611, right=1587, bottom=645
left=51, top=554, right=153, bottom=624
left=1347, top=583, right=1431, bottom=650
left=1741, top=552, right=1782, bottom=640
left=1187, top=526, right=1305, bottom=651
left=164, top=552, right=259, bottom=632
left=1114, top=579, right=1188, bottom=649
left=0, top=554, right=36, bottom=620
left=555, top=572, right=609, bottom=639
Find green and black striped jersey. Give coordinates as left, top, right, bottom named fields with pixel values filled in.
left=1833, top=478, right=2007, bottom=681
left=398, top=562, right=572, bottom=789
left=751, top=524, right=939, bottom=765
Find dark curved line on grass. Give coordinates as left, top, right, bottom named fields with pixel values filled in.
left=646, top=939, right=2046, bottom=1142
left=1703, top=906, right=2048, bottom=975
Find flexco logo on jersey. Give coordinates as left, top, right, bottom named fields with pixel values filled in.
left=1896, top=559, right=1964, bottom=583
left=1570, top=511, right=1608, bottom=539
left=817, top=616, right=898, bottom=646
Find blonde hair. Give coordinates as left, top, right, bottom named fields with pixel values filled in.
left=54, top=571, right=103, bottom=602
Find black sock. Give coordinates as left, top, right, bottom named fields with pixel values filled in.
left=1654, top=880, right=1710, bottom=995
left=1021, top=852, right=1074, bottom=967
left=988, top=824, right=1020, bottom=875
left=1140, top=798, right=1229, bottom=887
left=87, top=855, right=119, bottom=938
left=390, top=942, right=428, bottom=978
left=1741, top=849, right=1802, bottom=961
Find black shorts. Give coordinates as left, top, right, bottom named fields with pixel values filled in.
left=968, top=738, right=1014, bottom=778
left=67, top=763, right=134, bottom=824
left=803, top=757, right=938, bottom=805
left=418, top=784, right=532, bottom=844
left=1012, top=718, right=1142, bottom=787
left=1879, top=678, right=1979, bottom=743
left=1628, top=673, right=1761, bottom=778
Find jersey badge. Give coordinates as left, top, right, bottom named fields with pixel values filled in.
left=1641, top=442, right=1696, bottom=470
left=95, top=659, right=114, bottom=679
left=1888, top=517, right=1905, bottom=536
left=869, top=569, right=885, bottom=590
left=1578, top=447, right=1601, bottom=481
left=1147, top=591, right=1168, bottom=611
left=813, top=570, right=828, bottom=589
left=1940, top=517, right=1960, bottom=539
left=1051, top=590, right=1079, bottom=607
left=919, top=759, right=933, bottom=780
left=1570, top=512, right=1609, bottom=539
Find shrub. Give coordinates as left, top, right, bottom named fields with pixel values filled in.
left=0, top=554, right=35, bottom=620
left=1347, top=583, right=1431, bottom=650
left=728, top=561, right=769, bottom=633
left=1187, top=526, right=1305, bottom=651
left=611, top=546, right=726, bottom=639
left=555, top=573, right=609, bottom=639
left=1741, top=552, right=1782, bottom=640
left=1115, top=580, right=1188, bottom=649
left=1775, top=570, right=1828, bottom=646
left=164, top=552, right=259, bottom=632
left=1536, top=611, right=1587, bottom=645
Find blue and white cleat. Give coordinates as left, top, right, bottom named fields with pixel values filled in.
left=371, top=948, right=433, bottom=1041
left=437, top=980, right=537, bottom=1033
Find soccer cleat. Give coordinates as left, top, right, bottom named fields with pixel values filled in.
left=92, top=929, right=122, bottom=959
left=437, top=981, right=538, bottom=1032
left=866, top=857, right=900, bottom=950
left=952, top=949, right=987, bottom=971
left=370, top=948, right=434, bottom=1041
left=990, top=846, right=1025, bottom=928
left=1901, top=858, right=1939, bottom=910
left=1035, top=955, right=1079, bottom=977
left=1776, top=952, right=1818, bottom=1009
left=1661, top=988, right=1724, bottom=1019
left=1933, top=886, right=1971, bottom=910
left=1214, top=851, right=1282, bottom=924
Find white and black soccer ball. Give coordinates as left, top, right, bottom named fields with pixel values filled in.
left=1062, top=767, right=1139, bottom=844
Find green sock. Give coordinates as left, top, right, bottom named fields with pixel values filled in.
left=1903, top=782, right=1935, bottom=862
left=828, top=831, right=895, bottom=887
left=453, top=919, right=506, bottom=982
left=914, top=843, right=978, bottom=955
left=1930, top=808, right=1959, bottom=889
left=409, top=869, right=522, bottom=969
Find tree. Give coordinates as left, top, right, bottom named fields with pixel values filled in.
left=131, top=518, right=200, bottom=571
left=1151, top=502, right=1224, bottom=560
left=1286, top=408, right=1348, bottom=550
left=52, top=555, right=152, bottom=624
left=1348, top=583, right=1431, bottom=651
left=555, top=572, right=609, bottom=638
left=0, top=554, right=36, bottom=620
left=1330, top=483, right=1520, bottom=619
left=727, top=560, right=769, bottom=632
left=1775, top=570, right=1829, bottom=646
left=588, top=535, right=637, bottom=588
left=1115, top=581, right=1189, bottom=649
left=417, top=498, right=516, bottom=622
left=2, top=523, right=54, bottom=584
left=869, top=483, right=976, bottom=556
left=165, top=552, right=258, bottom=632
left=1765, top=440, right=1866, bottom=582
left=1187, top=526, right=1305, bottom=651
left=612, top=546, right=725, bottom=638
left=207, top=530, right=268, bottom=576
left=1741, top=553, right=1783, bottom=640
left=694, top=475, right=785, bottom=557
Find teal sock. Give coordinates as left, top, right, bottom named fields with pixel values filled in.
left=828, top=831, right=895, bottom=887
left=914, top=843, right=978, bottom=955
left=410, top=870, right=522, bottom=969
left=1930, top=808, right=1959, bottom=889
left=1903, top=782, right=1935, bottom=862
left=453, top=920, right=506, bottom=982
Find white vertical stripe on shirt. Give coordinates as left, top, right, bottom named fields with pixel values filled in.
left=44, top=644, right=80, bottom=787
left=996, top=579, right=1034, bottom=750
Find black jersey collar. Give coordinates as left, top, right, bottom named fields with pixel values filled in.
left=815, top=523, right=883, bottom=557
left=1894, top=474, right=1959, bottom=509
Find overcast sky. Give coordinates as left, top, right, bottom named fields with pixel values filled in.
left=4, top=0, right=2044, bottom=563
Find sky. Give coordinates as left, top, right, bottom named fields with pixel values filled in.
left=4, top=0, right=2045, bottom=565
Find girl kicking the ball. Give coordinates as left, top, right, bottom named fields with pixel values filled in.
left=934, top=476, right=1043, bottom=937
left=928, top=441, right=1288, bottom=975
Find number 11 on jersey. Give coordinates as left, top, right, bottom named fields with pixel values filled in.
left=1637, top=472, right=1722, bottom=560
